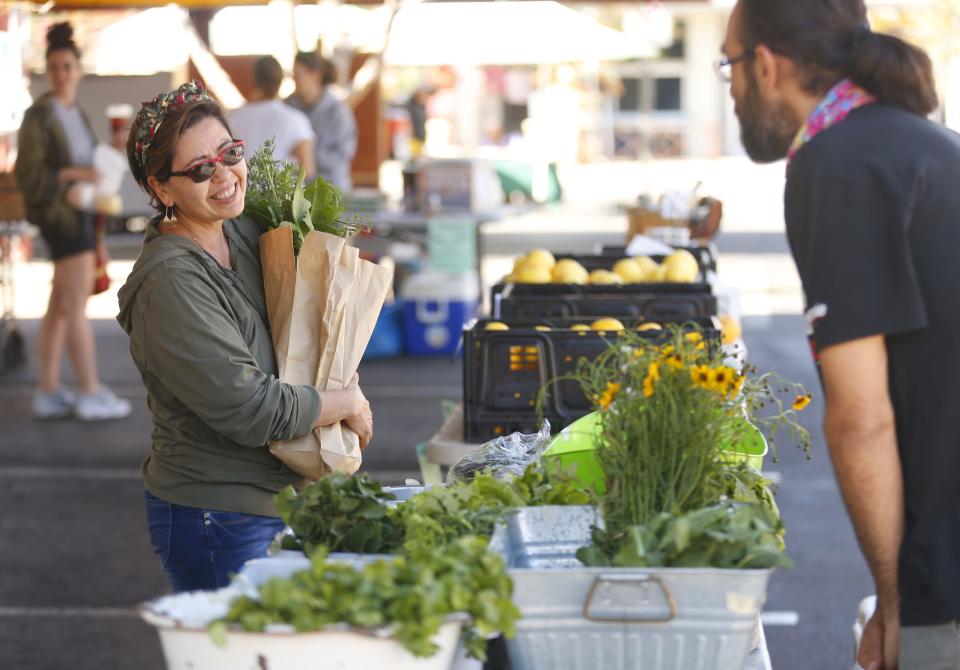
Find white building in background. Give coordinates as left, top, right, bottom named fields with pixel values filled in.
left=597, top=0, right=937, bottom=160
left=591, top=1, right=736, bottom=160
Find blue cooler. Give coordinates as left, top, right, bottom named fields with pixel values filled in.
left=364, top=301, right=405, bottom=359
left=401, top=271, right=479, bottom=356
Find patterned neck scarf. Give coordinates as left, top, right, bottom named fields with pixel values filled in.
left=787, top=79, right=875, bottom=162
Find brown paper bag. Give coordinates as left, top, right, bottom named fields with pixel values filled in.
left=259, top=226, right=297, bottom=367
left=316, top=247, right=392, bottom=471
left=261, top=228, right=391, bottom=480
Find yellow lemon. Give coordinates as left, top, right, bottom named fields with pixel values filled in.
left=591, top=318, right=625, bottom=331
left=512, top=255, right=528, bottom=273
left=515, top=265, right=553, bottom=284
left=534, top=325, right=552, bottom=332
left=485, top=321, right=510, bottom=331
left=718, top=315, right=742, bottom=345
left=570, top=324, right=591, bottom=331
left=612, top=258, right=645, bottom=283
left=552, top=259, right=589, bottom=284
left=663, top=250, right=700, bottom=282
left=588, top=269, right=624, bottom=285
left=633, top=256, right=660, bottom=281
left=646, top=263, right=668, bottom=282
left=637, top=322, right=662, bottom=331
left=524, top=248, right=556, bottom=270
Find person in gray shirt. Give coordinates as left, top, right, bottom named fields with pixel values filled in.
left=286, top=51, right=357, bottom=191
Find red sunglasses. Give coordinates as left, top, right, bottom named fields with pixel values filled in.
left=170, top=140, right=245, bottom=183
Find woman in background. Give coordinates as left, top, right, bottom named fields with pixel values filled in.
left=286, top=52, right=357, bottom=190
left=14, top=22, right=130, bottom=421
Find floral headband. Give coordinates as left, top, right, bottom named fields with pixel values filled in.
left=133, top=81, right=213, bottom=170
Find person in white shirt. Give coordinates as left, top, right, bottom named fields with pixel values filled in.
left=229, top=56, right=316, bottom=178
left=286, top=52, right=357, bottom=190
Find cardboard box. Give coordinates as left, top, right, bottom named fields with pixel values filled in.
left=625, top=206, right=686, bottom=244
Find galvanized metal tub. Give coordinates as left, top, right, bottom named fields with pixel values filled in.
left=492, top=506, right=772, bottom=670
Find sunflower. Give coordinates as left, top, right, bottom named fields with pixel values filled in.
left=664, top=353, right=685, bottom=370
left=708, top=366, right=737, bottom=395
left=689, top=365, right=712, bottom=389
left=683, top=331, right=707, bottom=352
left=643, top=362, right=661, bottom=398
left=792, top=394, right=812, bottom=411
left=597, top=382, right=621, bottom=411
left=728, top=373, right=746, bottom=399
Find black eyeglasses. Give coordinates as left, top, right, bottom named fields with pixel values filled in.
left=714, top=50, right=755, bottom=83
left=169, top=140, right=245, bottom=183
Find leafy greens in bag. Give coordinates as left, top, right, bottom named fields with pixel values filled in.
left=243, top=139, right=365, bottom=252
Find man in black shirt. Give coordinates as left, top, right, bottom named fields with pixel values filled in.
left=723, top=2, right=957, bottom=668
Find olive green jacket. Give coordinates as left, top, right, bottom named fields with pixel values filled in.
left=14, top=93, right=95, bottom=237
left=117, top=217, right=321, bottom=516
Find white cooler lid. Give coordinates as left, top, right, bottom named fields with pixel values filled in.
left=400, top=270, right=479, bottom=301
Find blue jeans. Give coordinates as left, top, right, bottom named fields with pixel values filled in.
left=144, top=490, right=285, bottom=593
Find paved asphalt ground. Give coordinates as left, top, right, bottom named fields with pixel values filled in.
left=0, top=227, right=871, bottom=670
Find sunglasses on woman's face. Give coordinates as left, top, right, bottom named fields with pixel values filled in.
left=169, top=140, right=245, bottom=183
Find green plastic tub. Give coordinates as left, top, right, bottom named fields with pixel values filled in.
left=543, top=412, right=768, bottom=495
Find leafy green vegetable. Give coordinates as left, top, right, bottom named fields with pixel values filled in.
left=243, top=139, right=365, bottom=252
left=278, top=464, right=593, bottom=556
left=214, top=537, right=520, bottom=660
left=396, top=474, right=519, bottom=552
left=275, top=473, right=404, bottom=555
left=577, top=502, right=792, bottom=570
left=510, top=461, right=593, bottom=507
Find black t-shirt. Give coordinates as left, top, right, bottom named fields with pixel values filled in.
left=785, top=104, right=960, bottom=627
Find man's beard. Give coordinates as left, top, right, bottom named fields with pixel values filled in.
left=736, top=69, right=799, bottom=163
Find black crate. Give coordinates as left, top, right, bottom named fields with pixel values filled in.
left=557, top=244, right=717, bottom=275
left=462, top=317, right=720, bottom=443
left=491, top=282, right=716, bottom=322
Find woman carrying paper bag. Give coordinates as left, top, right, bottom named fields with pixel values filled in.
left=116, top=83, right=373, bottom=594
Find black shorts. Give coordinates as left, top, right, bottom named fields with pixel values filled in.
left=41, top=212, right=96, bottom=261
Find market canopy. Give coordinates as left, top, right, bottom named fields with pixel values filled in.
left=210, top=1, right=654, bottom=65
left=377, top=1, right=654, bottom=65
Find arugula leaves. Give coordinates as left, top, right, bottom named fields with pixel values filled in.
left=578, top=463, right=790, bottom=569
left=213, top=537, right=519, bottom=660
left=277, top=465, right=591, bottom=557
left=243, top=140, right=364, bottom=253
left=577, top=502, right=792, bottom=570
left=275, top=473, right=405, bottom=555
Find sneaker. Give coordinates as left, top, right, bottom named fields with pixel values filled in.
left=33, top=388, right=76, bottom=419
left=75, top=388, right=131, bottom=422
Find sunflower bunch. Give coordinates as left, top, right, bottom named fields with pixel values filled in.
left=568, top=324, right=812, bottom=567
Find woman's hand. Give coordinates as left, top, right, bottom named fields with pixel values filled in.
left=314, top=374, right=373, bottom=449
left=344, top=379, right=373, bottom=450
left=65, top=182, right=94, bottom=210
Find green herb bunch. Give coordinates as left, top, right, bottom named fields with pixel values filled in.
left=277, top=464, right=590, bottom=557
left=275, top=473, right=405, bottom=555
left=570, top=324, right=810, bottom=568
left=211, top=536, right=520, bottom=660
left=243, top=139, right=365, bottom=253
left=577, top=503, right=792, bottom=570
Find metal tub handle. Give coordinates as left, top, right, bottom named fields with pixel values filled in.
left=583, top=574, right=677, bottom=623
